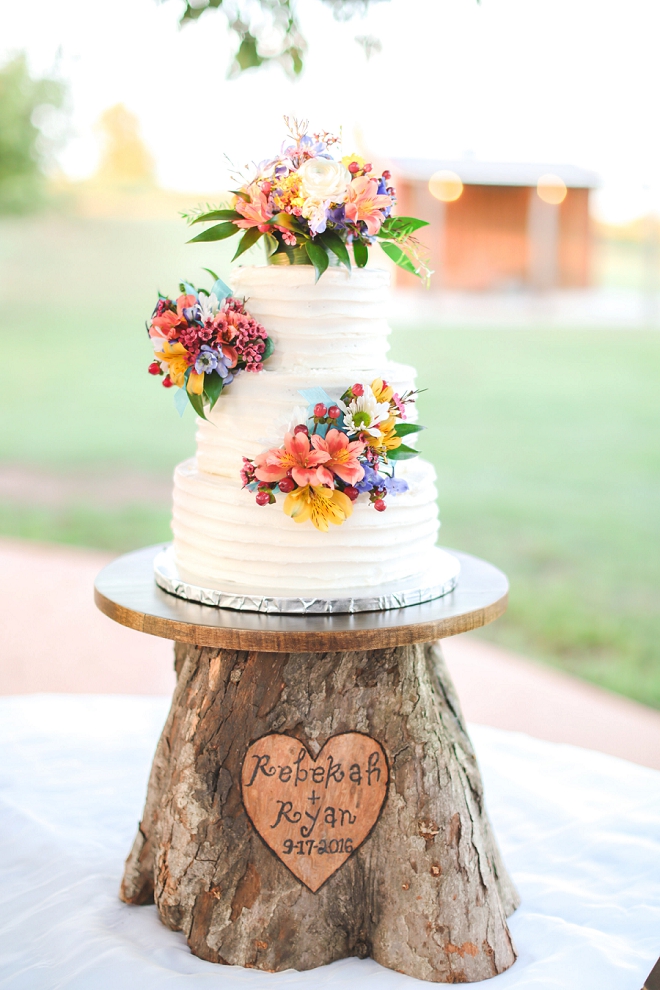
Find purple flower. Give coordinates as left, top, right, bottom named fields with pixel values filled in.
left=355, top=464, right=384, bottom=493
left=326, top=204, right=347, bottom=228
left=376, top=177, right=392, bottom=218
left=383, top=476, right=408, bottom=495
left=195, top=345, right=218, bottom=374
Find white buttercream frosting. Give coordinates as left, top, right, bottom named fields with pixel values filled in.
left=171, top=264, right=441, bottom=592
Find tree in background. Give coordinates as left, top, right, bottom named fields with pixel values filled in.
left=95, top=104, right=155, bottom=190
left=0, top=54, right=65, bottom=214
left=172, top=0, right=387, bottom=77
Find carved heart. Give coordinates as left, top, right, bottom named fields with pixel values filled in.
left=241, top=732, right=388, bottom=892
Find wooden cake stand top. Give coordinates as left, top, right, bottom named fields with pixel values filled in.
left=94, top=544, right=508, bottom=653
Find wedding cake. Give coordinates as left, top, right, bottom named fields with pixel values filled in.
left=147, top=120, right=459, bottom=606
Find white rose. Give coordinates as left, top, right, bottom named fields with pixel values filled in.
left=298, top=157, right=351, bottom=204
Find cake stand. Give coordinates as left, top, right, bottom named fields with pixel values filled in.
left=95, top=544, right=519, bottom=984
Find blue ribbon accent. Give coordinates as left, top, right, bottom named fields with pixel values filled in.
left=181, top=281, right=198, bottom=298
left=211, top=276, right=232, bottom=302
left=174, top=387, right=188, bottom=417
left=298, top=387, right=336, bottom=407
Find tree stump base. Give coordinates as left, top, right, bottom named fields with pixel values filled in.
left=120, top=641, right=519, bottom=982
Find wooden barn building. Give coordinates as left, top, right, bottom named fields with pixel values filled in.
left=392, top=160, right=598, bottom=291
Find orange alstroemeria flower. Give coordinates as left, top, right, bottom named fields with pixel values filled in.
left=176, top=294, right=197, bottom=317
left=234, top=191, right=273, bottom=233
left=345, top=177, right=392, bottom=236
left=254, top=432, right=332, bottom=487
left=150, top=309, right=186, bottom=341
left=311, top=429, right=365, bottom=485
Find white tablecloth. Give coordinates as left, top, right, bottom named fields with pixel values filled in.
left=0, top=695, right=657, bottom=989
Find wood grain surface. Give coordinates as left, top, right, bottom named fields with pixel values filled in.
left=94, top=545, right=508, bottom=652
left=241, top=732, right=388, bottom=893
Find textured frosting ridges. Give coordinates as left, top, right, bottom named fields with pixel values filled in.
left=173, top=459, right=439, bottom=591
left=171, top=264, right=441, bottom=592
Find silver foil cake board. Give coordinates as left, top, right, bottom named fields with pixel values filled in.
left=153, top=544, right=461, bottom=615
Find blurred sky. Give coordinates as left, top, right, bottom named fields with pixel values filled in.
left=2, top=0, right=659, bottom=223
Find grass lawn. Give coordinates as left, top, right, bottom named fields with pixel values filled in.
left=1, top=215, right=658, bottom=708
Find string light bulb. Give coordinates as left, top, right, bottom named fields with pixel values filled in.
left=429, top=169, right=463, bottom=203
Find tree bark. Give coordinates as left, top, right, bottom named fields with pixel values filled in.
left=121, top=641, right=519, bottom=982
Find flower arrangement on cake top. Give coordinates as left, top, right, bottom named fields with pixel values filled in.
left=241, top=380, right=423, bottom=531
left=147, top=274, right=273, bottom=417
left=186, top=117, right=431, bottom=283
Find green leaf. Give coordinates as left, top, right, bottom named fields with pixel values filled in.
left=353, top=240, right=368, bottom=268
left=383, top=216, right=429, bottom=234
left=202, top=267, right=219, bottom=281
left=379, top=240, right=418, bottom=275
left=234, top=33, right=265, bottom=72
left=269, top=212, right=303, bottom=234
left=188, top=221, right=238, bottom=244
left=230, top=188, right=251, bottom=202
left=232, top=226, right=263, bottom=261
left=262, top=336, right=274, bottom=361
left=319, top=230, right=351, bottom=271
left=187, top=388, right=207, bottom=420
left=191, top=209, right=242, bottom=224
left=394, top=422, right=425, bottom=437
left=305, top=239, right=329, bottom=282
left=263, top=232, right=278, bottom=257
left=388, top=442, right=420, bottom=461
left=203, top=372, right=224, bottom=410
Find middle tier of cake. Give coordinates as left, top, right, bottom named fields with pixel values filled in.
left=194, top=361, right=418, bottom=478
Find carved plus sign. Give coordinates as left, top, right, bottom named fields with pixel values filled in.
left=308, top=789, right=321, bottom=806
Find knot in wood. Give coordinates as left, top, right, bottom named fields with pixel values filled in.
left=418, top=818, right=440, bottom=841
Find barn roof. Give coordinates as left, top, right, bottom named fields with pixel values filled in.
left=393, top=159, right=599, bottom=189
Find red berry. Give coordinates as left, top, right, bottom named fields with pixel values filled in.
left=162, top=375, right=173, bottom=388
left=328, top=405, right=340, bottom=419
left=363, top=163, right=372, bottom=173
left=352, top=383, right=364, bottom=396
left=348, top=162, right=360, bottom=173
left=344, top=486, right=359, bottom=501
left=294, top=424, right=309, bottom=436
left=148, top=362, right=161, bottom=375
left=278, top=477, right=295, bottom=493
left=314, top=403, right=327, bottom=417
left=255, top=491, right=270, bottom=506
left=374, top=499, right=386, bottom=512
left=382, top=170, right=391, bottom=180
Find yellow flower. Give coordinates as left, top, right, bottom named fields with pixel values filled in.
left=371, top=378, right=394, bottom=403
left=283, top=485, right=353, bottom=532
left=273, top=173, right=305, bottom=212
left=365, top=416, right=402, bottom=455
left=154, top=341, right=190, bottom=388
left=186, top=371, right=204, bottom=395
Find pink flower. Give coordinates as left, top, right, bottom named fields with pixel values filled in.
left=345, top=177, right=392, bottom=236
left=254, top=432, right=332, bottom=487
left=392, top=393, right=407, bottom=419
left=311, top=429, right=366, bottom=485
left=276, top=226, right=297, bottom=246
left=234, top=191, right=273, bottom=232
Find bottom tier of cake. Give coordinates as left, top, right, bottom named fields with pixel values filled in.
left=171, top=457, right=444, bottom=593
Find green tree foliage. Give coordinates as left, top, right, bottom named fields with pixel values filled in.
left=174, top=0, right=387, bottom=77
left=0, top=54, right=65, bottom=214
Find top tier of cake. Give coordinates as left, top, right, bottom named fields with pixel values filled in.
left=195, top=265, right=417, bottom=478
